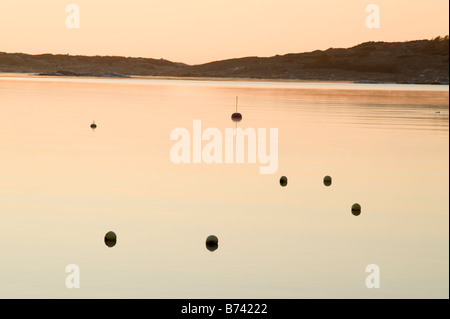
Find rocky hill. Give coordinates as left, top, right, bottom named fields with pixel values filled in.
left=0, top=52, right=187, bottom=76
left=1, top=36, right=448, bottom=84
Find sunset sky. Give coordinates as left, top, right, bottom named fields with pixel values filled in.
left=0, top=0, right=448, bottom=64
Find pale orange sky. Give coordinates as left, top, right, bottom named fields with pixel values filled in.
left=0, top=0, right=448, bottom=64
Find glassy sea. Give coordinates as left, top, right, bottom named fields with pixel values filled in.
left=0, top=74, right=448, bottom=298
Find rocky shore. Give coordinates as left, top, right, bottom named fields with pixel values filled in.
left=38, top=70, right=130, bottom=78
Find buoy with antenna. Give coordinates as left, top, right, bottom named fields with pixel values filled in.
left=90, top=121, right=97, bottom=129
left=231, top=96, right=242, bottom=122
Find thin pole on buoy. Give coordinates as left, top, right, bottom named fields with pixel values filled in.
left=235, top=97, right=238, bottom=129
left=231, top=96, right=242, bottom=122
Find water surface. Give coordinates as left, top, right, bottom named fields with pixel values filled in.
left=0, top=75, right=448, bottom=298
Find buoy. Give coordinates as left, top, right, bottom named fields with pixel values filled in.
left=323, top=175, right=332, bottom=186
left=90, top=121, right=97, bottom=129
left=280, top=176, right=288, bottom=187
left=351, top=203, right=361, bottom=216
left=231, top=96, right=242, bottom=122
left=104, top=231, right=117, bottom=247
left=231, top=113, right=242, bottom=121
left=205, top=235, right=218, bottom=252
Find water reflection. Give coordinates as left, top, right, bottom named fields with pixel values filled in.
left=0, top=75, right=447, bottom=298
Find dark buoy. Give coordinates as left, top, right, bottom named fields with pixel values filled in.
left=231, top=113, right=242, bottom=121
left=280, top=176, right=288, bottom=187
left=351, top=203, right=361, bottom=216
left=323, top=175, right=332, bottom=187
left=231, top=96, right=242, bottom=122
left=206, top=235, right=218, bottom=252
left=90, top=121, right=97, bottom=129
left=104, top=231, right=117, bottom=247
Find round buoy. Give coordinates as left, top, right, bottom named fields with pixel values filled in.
left=104, top=231, right=117, bottom=247
left=280, top=176, right=288, bottom=187
left=90, top=121, right=97, bottom=129
left=231, top=113, right=242, bottom=122
left=351, top=203, right=361, bottom=216
left=323, top=175, right=332, bottom=186
left=205, top=235, right=218, bottom=252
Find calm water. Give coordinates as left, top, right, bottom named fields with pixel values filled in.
left=0, top=75, right=448, bottom=298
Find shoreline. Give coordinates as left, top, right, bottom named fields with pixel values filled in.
left=1, top=72, right=449, bottom=87
left=1, top=72, right=448, bottom=106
